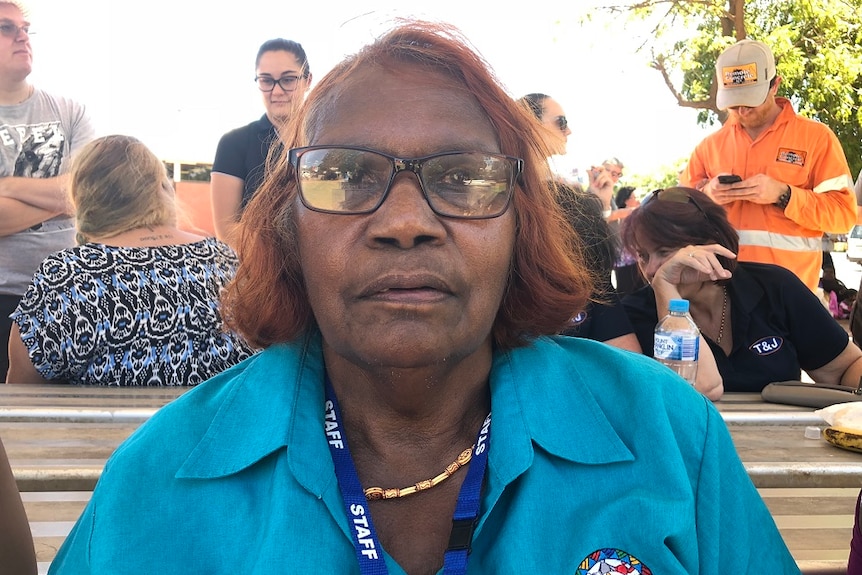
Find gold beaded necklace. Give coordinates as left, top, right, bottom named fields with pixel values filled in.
left=363, top=445, right=474, bottom=500
left=715, top=286, right=728, bottom=344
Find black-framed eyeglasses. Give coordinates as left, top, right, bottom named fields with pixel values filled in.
left=288, top=146, right=523, bottom=219
left=554, top=116, right=568, bottom=132
left=255, top=75, right=304, bottom=92
left=0, top=22, right=31, bottom=38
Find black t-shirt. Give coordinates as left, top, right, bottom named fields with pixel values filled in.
left=212, top=115, right=279, bottom=210
left=622, top=262, right=850, bottom=392
left=561, top=292, right=635, bottom=343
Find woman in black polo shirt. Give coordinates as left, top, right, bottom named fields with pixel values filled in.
left=621, top=186, right=862, bottom=397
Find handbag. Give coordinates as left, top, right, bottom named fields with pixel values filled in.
left=761, top=380, right=862, bottom=409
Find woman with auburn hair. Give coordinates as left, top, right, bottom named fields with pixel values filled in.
left=6, top=135, right=255, bottom=386
left=232, top=77, right=590, bottom=349
left=621, top=186, right=862, bottom=397
left=51, top=22, right=797, bottom=574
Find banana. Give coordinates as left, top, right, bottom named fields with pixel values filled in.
left=822, top=426, right=862, bottom=453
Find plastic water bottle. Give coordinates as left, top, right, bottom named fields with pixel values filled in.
left=654, top=298, right=699, bottom=386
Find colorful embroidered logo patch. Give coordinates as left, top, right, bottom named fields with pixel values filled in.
left=576, top=548, right=652, bottom=574
left=776, top=148, right=806, bottom=166
left=750, top=336, right=784, bottom=356
left=721, top=63, right=759, bottom=88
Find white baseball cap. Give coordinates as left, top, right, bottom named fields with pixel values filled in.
left=715, top=39, right=776, bottom=110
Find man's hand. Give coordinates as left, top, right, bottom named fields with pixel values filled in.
left=705, top=173, right=788, bottom=206
left=587, top=166, right=615, bottom=209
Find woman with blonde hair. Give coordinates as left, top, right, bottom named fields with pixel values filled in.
left=7, top=135, right=255, bottom=386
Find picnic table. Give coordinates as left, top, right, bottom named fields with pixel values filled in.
left=2, top=385, right=856, bottom=574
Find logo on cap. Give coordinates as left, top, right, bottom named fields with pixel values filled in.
left=576, top=548, right=652, bottom=574
left=722, top=63, right=758, bottom=88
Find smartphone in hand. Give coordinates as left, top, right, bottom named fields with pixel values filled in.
left=718, top=174, right=742, bottom=184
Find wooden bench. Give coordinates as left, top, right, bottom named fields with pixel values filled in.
left=719, top=393, right=855, bottom=574
left=2, top=384, right=187, bottom=492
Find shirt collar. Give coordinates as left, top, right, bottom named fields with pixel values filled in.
left=725, top=263, right=764, bottom=315
left=258, top=113, right=275, bottom=132
left=176, top=333, right=633, bottom=488
left=489, top=337, right=633, bottom=478
left=176, top=333, right=329, bottom=483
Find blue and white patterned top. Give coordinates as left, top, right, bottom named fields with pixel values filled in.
left=11, top=238, right=256, bottom=386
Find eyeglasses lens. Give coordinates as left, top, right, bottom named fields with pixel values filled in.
left=556, top=116, right=568, bottom=131
left=256, top=76, right=300, bottom=92
left=293, top=147, right=517, bottom=219
left=0, top=23, right=30, bottom=37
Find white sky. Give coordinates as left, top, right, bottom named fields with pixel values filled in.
left=24, top=0, right=717, bottom=179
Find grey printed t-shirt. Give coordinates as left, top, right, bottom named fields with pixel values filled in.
left=0, top=87, right=95, bottom=296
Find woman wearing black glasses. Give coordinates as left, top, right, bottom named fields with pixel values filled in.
left=210, top=38, right=312, bottom=248
left=50, top=24, right=798, bottom=574
left=621, top=186, right=862, bottom=398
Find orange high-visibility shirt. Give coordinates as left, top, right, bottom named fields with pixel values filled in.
left=681, top=98, right=856, bottom=291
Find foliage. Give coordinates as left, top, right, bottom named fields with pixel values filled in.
left=628, top=157, right=689, bottom=194
left=595, top=0, right=862, bottom=178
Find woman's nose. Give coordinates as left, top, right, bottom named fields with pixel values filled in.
left=365, top=172, right=446, bottom=248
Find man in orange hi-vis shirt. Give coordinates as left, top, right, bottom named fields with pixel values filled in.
left=680, top=39, right=856, bottom=292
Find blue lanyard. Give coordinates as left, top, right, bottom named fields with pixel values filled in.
left=324, top=376, right=490, bottom=575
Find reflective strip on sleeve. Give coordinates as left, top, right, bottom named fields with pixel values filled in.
left=737, top=230, right=822, bottom=252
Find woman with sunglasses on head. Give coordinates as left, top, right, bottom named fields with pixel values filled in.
left=210, top=38, right=312, bottom=248
left=621, top=186, right=862, bottom=399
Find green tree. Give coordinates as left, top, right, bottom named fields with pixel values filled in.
left=599, top=0, right=862, bottom=178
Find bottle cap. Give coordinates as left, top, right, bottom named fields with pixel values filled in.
left=669, top=299, right=689, bottom=313
left=804, top=426, right=821, bottom=439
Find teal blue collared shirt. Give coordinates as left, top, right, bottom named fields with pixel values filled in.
left=50, top=334, right=800, bottom=574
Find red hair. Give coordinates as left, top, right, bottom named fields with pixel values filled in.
left=222, top=20, right=592, bottom=350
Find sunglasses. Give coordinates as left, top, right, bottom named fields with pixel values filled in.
left=649, top=187, right=711, bottom=222
left=554, top=116, right=568, bottom=132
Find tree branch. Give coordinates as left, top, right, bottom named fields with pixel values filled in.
left=651, top=54, right=714, bottom=109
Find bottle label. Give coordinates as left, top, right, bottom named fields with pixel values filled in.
left=654, top=333, right=699, bottom=361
